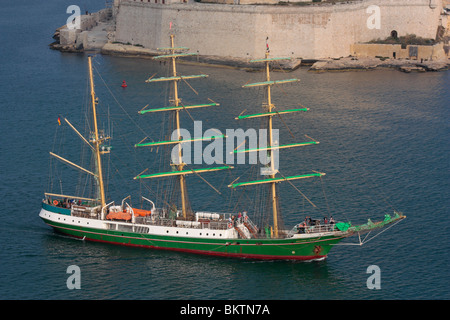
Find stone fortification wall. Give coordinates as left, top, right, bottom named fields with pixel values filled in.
left=57, top=8, right=113, bottom=51
left=114, top=0, right=443, bottom=60
left=352, top=43, right=447, bottom=60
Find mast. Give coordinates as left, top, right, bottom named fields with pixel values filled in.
left=167, top=34, right=189, bottom=218
left=264, top=51, right=280, bottom=238
left=229, top=49, right=325, bottom=238
left=88, top=56, right=106, bottom=209
left=134, top=33, right=231, bottom=219
left=47, top=58, right=108, bottom=208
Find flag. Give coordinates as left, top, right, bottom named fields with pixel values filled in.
left=58, top=116, right=61, bottom=126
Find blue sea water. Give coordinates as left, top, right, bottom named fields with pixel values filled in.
left=0, top=0, right=449, bottom=302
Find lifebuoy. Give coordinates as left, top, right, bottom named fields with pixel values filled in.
left=53, top=200, right=58, bottom=206
left=227, top=223, right=232, bottom=229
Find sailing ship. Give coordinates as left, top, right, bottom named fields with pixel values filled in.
left=39, top=35, right=405, bottom=261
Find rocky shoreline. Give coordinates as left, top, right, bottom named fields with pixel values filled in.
left=309, top=56, right=450, bottom=73
left=54, top=38, right=450, bottom=73
left=100, top=42, right=303, bottom=71
left=49, top=8, right=113, bottom=53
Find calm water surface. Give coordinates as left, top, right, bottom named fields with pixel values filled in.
left=0, top=0, right=449, bottom=301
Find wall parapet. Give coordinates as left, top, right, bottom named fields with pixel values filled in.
left=352, top=42, right=447, bottom=61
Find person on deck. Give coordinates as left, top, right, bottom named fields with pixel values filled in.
left=297, top=222, right=306, bottom=234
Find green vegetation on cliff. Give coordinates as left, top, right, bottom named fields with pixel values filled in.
left=368, top=34, right=436, bottom=48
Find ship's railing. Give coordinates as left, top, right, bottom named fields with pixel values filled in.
left=67, top=201, right=253, bottom=232
left=305, top=224, right=335, bottom=233
left=133, top=216, right=231, bottom=230
left=288, top=222, right=336, bottom=237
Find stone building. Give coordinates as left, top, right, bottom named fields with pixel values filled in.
left=111, top=0, right=447, bottom=60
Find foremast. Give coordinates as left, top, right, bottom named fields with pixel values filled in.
left=229, top=50, right=325, bottom=238
left=134, top=34, right=231, bottom=219
left=88, top=56, right=107, bottom=209
left=47, top=56, right=108, bottom=209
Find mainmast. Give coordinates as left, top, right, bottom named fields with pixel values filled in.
left=168, top=34, right=189, bottom=218
left=134, top=33, right=231, bottom=219
left=88, top=56, right=107, bottom=209
left=229, top=49, right=325, bottom=238
left=260, top=51, right=280, bottom=237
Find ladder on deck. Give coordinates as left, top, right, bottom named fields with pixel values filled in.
left=244, top=221, right=258, bottom=237
left=234, top=224, right=251, bottom=239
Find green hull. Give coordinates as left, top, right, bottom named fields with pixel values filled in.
left=40, top=213, right=345, bottom=261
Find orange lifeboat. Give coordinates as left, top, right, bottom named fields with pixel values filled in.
left=106, top=211, right=132, bottom=221
left=131, top=208, right=152, bottom=217
left=106, top=207, right=151, bottom=221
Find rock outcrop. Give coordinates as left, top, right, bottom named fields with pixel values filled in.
left=50, top=8, right=114, bottom=53
left=310, top=56, right=450, bottom=72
